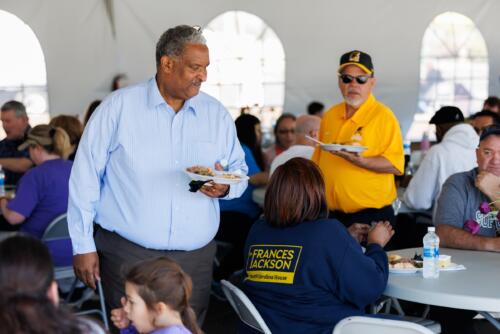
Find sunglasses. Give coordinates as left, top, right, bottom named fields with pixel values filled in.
left=338, top=74, right=372, bottom=85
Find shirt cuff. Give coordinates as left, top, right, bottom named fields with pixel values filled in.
left=71, top=236, right=97, bottom=255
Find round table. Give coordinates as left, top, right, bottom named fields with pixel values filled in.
left=386, top=247, right=500, bottom=328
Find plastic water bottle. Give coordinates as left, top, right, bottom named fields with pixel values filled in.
left=423, top=226, right=440, bottom=278
left=420, top=131, right=430, bottom=152
left=0, top=165, right=5, bottom=197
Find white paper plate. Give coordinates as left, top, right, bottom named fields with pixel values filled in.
left=439, top=263, right=466, bottom=271
left=185, top=170, right=249, bottom=185
left=320, top=144, right=368, bottom=153
left=389, top=267, right=419, bottom=274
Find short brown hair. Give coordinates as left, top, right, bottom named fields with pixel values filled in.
left=264, top=157, right=327, bottom=227
left=49, top=115, right=83, bottom=146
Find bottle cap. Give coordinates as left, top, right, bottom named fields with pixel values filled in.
left=428, top=226, right=435, bottom=232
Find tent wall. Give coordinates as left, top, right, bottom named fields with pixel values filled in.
left=1, top=0, right=499, bottom=134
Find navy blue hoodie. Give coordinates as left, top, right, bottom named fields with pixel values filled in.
left=241, top=218, right=388, bottom=334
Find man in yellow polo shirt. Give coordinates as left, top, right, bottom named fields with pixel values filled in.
left=312, top=50, right=404, bottom=228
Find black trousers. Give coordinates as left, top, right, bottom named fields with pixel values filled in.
left=328, top=205, right=396, bottom=227
left=94, top=227, right=216, bottom=326
left=213, top=211, right=256, bottom=281
left=428, top=306, right=478, bottom=334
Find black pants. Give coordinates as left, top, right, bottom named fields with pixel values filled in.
left=328, top=205, right=396, bottom=227
left=94, top=227, right=216, bottom=327
left=428, top=306, right=478, bottom=334
left=214, top=211, right=256, bottom=281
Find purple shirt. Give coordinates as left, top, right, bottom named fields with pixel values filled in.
left=121, top=324, right=192, bottom=334
left=8, top=159, right=73, bottom=265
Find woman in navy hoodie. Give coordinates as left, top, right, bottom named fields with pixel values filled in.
left=242, top=157, right=394, bottom=334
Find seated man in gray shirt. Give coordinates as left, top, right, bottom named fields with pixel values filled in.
left=435, top=124, right=500, bottom=251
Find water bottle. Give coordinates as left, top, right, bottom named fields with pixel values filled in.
left=423, top=226, right=440, bottom=278
left=420, top=131, right=430, bottom=152
left=0, top=165, right=5, bottom=197
left=403, top=141, right=412, bottom=176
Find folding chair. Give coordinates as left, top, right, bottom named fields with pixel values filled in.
left=220, top=280, right=272, bottom=334
left=333, top=316, right=436, bottom=334
left=42, top=214, right=109, bottom=330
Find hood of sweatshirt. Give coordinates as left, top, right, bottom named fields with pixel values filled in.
left=441, top=123, right=479, bottom=150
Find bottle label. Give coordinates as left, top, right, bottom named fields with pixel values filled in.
left=423, top=246, right=437, bottom=258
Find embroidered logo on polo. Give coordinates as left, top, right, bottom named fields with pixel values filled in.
left=474, top=210, right=499, bottom=230
left=245, top=244, right=302, bottom=284
left=351, top=127, right=363, bottom=143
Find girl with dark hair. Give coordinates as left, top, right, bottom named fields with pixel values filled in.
left=0, top=235, right=104, bottom=334
left=215, top=114, right=268, bottom=281
left=110, top=257, right=202, bottom=334
left=0, top=125, right=73, bottom=266
left=241, top=157, right=395, bottom=334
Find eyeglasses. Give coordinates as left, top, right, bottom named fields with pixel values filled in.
left=338, top=74, right=372, bottom=85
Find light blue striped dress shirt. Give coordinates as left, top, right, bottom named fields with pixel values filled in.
left=68, top=77, right=248, bottom=254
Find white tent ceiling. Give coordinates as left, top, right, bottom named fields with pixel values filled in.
left=1, top=0, right=499, bottom=134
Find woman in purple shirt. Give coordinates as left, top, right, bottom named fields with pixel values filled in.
left=0, top=124, right=73, bottom=266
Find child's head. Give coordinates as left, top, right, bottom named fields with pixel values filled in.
left=123, top=257, right=201, bottom=334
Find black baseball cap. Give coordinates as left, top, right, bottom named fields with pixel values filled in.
left=480, top=124, right=500, bottom=142
left=429, top=106, right=464, bottom=125
left=338, top=50, right=374, bottom=75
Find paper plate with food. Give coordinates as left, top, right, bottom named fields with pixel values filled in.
left=388, top=254, right=423, bottom=274
left=185, top=166, right=249, bottom=185
left=437, top=255, right=466, bottom=271
left=320, top=142, right=368, bottom=153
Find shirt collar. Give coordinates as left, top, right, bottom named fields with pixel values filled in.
left=348, top=93, right=376, bottom=125
left=147, top=76, right=197, bottom=115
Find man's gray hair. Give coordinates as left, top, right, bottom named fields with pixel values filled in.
left=1, top=100, right=27, bottom=118
left=155, top=25, right=206, bottom=66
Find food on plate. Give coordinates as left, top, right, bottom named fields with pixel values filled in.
left=220, top=173, right=241, bottom=180
left=388, top=254, right=423, bottom=269
left=438, top=255, right=451, bottom=268
left=388, top=254, right=402, bottom=262
left=186, top=166, right=215, bottom=177
left=391, top=261, right=417, bottom=269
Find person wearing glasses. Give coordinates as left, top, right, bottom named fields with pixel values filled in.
left=470, top=109, right=500, bottom=136
left=430, top=124, right=500, bottom=334
left=264, top=113, right=296, bottom=170
left=67, top=25, right=247, bottom=325
left=312, top=50, right=404, bottom=232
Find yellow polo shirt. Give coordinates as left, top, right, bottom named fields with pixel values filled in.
left=312, top=94, right=404, bottom=213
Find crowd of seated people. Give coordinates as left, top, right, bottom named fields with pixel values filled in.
left=0, top=60, right=498, bottom=334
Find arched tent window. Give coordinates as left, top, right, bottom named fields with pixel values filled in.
left=0, top=10, right=49, bottom=138
left=407, top=12, right=488, bottom=141
left=202, top=11, right=285, bottom=135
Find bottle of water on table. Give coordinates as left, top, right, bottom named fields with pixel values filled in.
left=423, top=226, right=440, bottom=278
left=0, top=165, right=5, bottom=197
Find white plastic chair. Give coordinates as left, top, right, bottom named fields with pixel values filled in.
left=42, top=214, right=109, bottom=330
left=220, top=280, right=272, bottom=334
left=333, top=316, right=436, bottom=334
